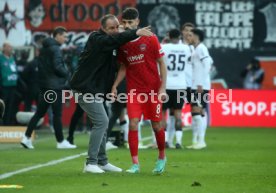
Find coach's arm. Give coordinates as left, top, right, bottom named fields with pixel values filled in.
left=111, top=63, right=126, bottom=98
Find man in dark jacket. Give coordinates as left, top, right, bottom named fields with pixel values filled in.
left=70, top=14, right=152, bottom=173
left=21, top=26, right=76, bottom=149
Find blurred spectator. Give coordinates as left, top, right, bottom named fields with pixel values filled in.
left=241, top=59, right=264, bottom=89
left=24, top=47, right=40, bottom=111
left=14, top=50, right=29, bottom=114
left=21, top=26, right=76, bottom=149
left=0, top=42, right=18, bottom=125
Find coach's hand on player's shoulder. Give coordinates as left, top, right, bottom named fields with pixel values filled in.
left=158, top=86, right=167, bottom=102
left=136, top=26, right=153, bottom=37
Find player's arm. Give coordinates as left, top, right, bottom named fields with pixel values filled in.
left=157, top=56, right=167, bottom=98
left=197, top=47, right=212, bottom=93
left=111, top=63, right=126, bottom=97
left=95, top=27, right=153, bottom=51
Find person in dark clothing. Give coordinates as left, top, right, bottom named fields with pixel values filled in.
left=16, top=51, right=29, bottom=99
left=21, top=26, right=76, bottom=149
left=70, top=14, right=152, bottom=174
left=241, top=58, right=264, bottom=89
left=106, top=79, right=127, bottom=149
left=24, top=47, right=40, bottom=111
left=66, top=104, right=85, bottom=144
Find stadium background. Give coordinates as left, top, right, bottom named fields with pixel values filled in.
left=0, top=0, right=275, bottom=127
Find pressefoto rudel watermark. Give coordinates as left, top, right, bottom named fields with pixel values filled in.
left=43, top=89, right=233, bottom=104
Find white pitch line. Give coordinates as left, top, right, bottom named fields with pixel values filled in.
left=0, top=152, right=86, bottom=180
left=0, top=130, right=190, bottom=180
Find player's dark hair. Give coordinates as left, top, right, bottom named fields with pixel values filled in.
left=181, top=22, right=195, bottom=31
left=122, top=8, right=139, bottom=20
left=169, top=29, right=181, bottom=39
left=53, top=26, right=67, bottom=37
left=192, top=28, right=205, bottom=42
left=100, top=14, right=116, bottom=28
left=251, top=58, right=260, bottom=69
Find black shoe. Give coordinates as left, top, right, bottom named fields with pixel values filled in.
left=175, top=143, right=182, bottom=149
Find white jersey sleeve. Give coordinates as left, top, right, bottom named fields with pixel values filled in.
left=192, top=43, right=213, bottom=90
left=162, top=43, right=191, bottom=90
left=185, top=45, right=194, bottom=88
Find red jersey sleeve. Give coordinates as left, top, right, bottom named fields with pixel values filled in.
left=152, top=35, right=164, bottom=59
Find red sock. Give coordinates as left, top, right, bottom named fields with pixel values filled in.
left=128, top=130, right=139, bottom=164
left=154, top=129, right=165, bottom=159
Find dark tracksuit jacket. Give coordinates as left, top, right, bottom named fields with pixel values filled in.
left=70, top=29, right=138, bottom=95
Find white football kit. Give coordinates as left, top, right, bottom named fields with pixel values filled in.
left=162, top=43, right=191, bottom=90
left=191, top=43, right=213, bottom=90
left=181, top=40, right=194, bottom=88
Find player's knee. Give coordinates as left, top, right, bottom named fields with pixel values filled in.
left=192, top=106, right=201, bottom=114
left=129, top=120, right=139, bottom=130
left=152, top=121, right=162, bottom=131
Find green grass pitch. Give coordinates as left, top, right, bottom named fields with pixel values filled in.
left=0, top=127, right=276, bottom=193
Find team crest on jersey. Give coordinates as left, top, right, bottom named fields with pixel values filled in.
left=139, top=44, right=147, bottom=51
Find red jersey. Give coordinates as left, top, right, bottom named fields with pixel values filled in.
left=118, top=35, right=164, bottom=93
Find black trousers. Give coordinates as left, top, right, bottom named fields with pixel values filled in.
left=106, top=101, right=126, bottom=140
left=1, top=86, right=17, bottom=125
left=25, top=89, right=64, bottom=142
left=67, top=103, right=84, bottom=143
left=25, top=86, right=39, bottom=112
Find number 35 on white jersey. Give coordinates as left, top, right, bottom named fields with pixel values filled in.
left=162, top=43, right=191, bottom=90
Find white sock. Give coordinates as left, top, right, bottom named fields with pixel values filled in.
left=168, top=116, right=175, bottom=145
left=152, top=130, right=156, bottom=144
left=175, top=130, right=183, bottom=145
left=199, top=114, right=208, bottom=144
left=138, top=121, right=143, bottom=141
left=120, top=121, right=128, bottom=142
left=165, top=130, right=168, bottom=142
left=192, top=115, right=202, bottom=144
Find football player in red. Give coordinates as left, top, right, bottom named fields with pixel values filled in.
left=112, top=8, right=167, bottom=174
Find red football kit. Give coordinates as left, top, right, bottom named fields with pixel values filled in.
left=118, top=35, right=164, bottom=121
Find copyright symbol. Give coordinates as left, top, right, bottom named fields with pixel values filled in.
left=44, top=90, right=57, bottom=103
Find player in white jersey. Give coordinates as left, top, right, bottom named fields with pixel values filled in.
left=161, top=29, right=191, bottom=149
left=188, top=28, right=213, bottom=150
left=181, top=23, right=195, bottom=92
left=163, top=23, right=194, bottom=149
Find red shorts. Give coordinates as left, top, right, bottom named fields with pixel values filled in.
left=127, top=93, right=162, bottom=122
